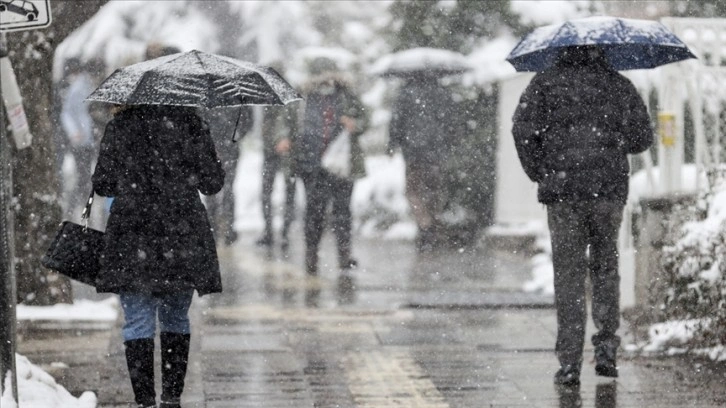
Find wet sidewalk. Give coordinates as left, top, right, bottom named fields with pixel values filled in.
left=20, top=232, right=726, bottom=407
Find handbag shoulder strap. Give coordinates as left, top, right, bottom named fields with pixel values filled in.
left=80, top=189, right=95, bottom=225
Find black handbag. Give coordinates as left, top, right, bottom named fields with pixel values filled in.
left=41, top=190, right=105, bottom=286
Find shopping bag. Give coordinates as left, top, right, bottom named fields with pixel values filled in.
left=321, top=130, right=351, bottom=179
left=41, top=190, right=104, bottom=286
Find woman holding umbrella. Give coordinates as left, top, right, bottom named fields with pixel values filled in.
left=88, top=50, right=301, bottom=408
left=92, top=104, right=224, bottom=408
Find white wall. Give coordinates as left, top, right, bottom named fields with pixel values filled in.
left=495, top=73, right=546, bottom=226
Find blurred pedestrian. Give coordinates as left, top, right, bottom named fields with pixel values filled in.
left=205, top=106, right=253, bottom=246
left=256, top=101, right=299, bottom=252
left=387, top=74, right=459, bottom=252
left=58, top=57, right=96, bottom=222
left=296, top=57, right=369, bottom=276
left=93, top=104, right=225, bottom=408
left=512, top=46, right=653, bottom=385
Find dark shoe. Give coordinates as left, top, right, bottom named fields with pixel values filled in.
left=124, top=338, right=156, bottom=408
left=280, top=235, right=290, bottom=253
left=554, top=365, right=580, bottom=386
left=255, top=233, right=273, bottom=247
left=160, top=332, right=191, bottom=407
left=340, top=257, right=358, bottom=270
left=415, top=227, right=437, bottom=253
left=595, top=348, right=618, bottom=378
left=593, top=334, right=619, bottom=378
left=224, top=230, right=238, bottom=246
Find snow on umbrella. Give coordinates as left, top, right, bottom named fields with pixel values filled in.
left=506, top=16, right=697, bottom=72
left=86, top=50, right=302, bottom=107
left=370, top=47, right=472, bottom=78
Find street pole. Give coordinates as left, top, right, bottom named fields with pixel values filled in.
left=0, top=31, right=19, bottom=404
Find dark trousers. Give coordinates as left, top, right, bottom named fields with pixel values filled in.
left=260, top=152, right=296, bottom=240
left=547, top=200, right=623, bottom=368
left=207, top=155, right=238, bottom=244
left=299, top=168, right=354, bottom=274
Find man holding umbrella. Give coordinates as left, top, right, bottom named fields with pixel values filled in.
left=512, top=44, right=653, bottom=385
left=509, top=16, right=695, bottom=386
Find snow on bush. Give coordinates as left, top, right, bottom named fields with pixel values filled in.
left=655, top=165, right=726, bottom=353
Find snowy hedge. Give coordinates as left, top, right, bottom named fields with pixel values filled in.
left=658, top=166, right=726, bottom=352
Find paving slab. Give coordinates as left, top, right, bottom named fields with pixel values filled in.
left=16, top=232, right=726, bottom=407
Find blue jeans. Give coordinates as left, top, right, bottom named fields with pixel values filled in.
left=119, top=291, right=194, bottom=341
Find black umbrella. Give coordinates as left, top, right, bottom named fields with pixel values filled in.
left=86, top=50, right=301, bottom=107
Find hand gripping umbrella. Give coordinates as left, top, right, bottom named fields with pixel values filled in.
left=506, top=16, right=697, bottom=72
left=86, top=50, right=302, bottom=139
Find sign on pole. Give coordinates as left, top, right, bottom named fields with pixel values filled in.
left=0, top=0, right=51, bottom=32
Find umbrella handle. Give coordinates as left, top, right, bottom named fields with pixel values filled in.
left=231, top=105, right=243, bottom=142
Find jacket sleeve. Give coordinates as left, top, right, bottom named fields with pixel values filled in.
left=620, top=79, right=654, bottom=154
left=512, top=76, right=547, bottom=183
left=388, top=95, right=405, bottom=152
left=190, top=118, right=225, bottom=196
left=92, top=121, right=120, bottom=197
left=343, top=88, right=369, bottom=137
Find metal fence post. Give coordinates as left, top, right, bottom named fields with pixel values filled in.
left=0, top=31, right=19, bottom=405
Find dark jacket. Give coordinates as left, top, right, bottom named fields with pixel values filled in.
left=388, top=77, right=459, bottom=163
left=512, top=48, right=653, bottom=205
left=262, top=102, right=300, bottom=173
left=92, top=106, right=225, bottom=295
left=295, top=76, right=368, bottom=179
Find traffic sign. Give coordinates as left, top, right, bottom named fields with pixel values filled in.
left=0, top=0, right=51, bottom=32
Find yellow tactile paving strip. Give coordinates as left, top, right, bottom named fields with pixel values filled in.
left=342, top=350, right=450, bottom=408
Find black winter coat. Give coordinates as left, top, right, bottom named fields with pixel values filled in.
left=92, top=106, right=225, bottom=296
left=388, top=78, right=459, bottom=163
left=512, top=51, right=653, bottom=205
left=295, top=77, right=368, bottom=178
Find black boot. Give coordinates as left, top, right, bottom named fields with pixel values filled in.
left=124, top=338, right=156, bottom=408
left=554, top=364, right=581, bottom=386
left=593, top=333, right=619, bottom=378
left=160, top=332, right=191, bottom=408
left=305, top=249, right=318, bottom=276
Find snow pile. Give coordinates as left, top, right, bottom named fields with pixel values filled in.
left=641, top=319, right=703, bottom=353
left=522, top=252, right=555, bottom=295
left=17, top=297, right=118, bottom=322
left=1, top=354, right=97, bottom=408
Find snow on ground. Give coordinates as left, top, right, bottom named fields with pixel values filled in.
left=16, top=298, right=118, bottom=322
left=1, top=355, right=98, bottom=408
left=2, top=298, right=119, bottom=407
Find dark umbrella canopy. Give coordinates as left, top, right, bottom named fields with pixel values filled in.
left=506, top=16, right=697, bottom=72
left=87, top=50, right=302, bottom=107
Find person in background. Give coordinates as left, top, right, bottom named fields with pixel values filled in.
left=295, top=57, right=369, bottom=276
left=256, top=98, right=300, bottom=253
left=58, top=57, right=96, bottom=222
left=206, top=106, right=253, bottom=246
left=93, top=104, right=225, bottom=408
left=512, top=45, right=653, bottom=386
left=387, top=73, right=459, bottom=252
